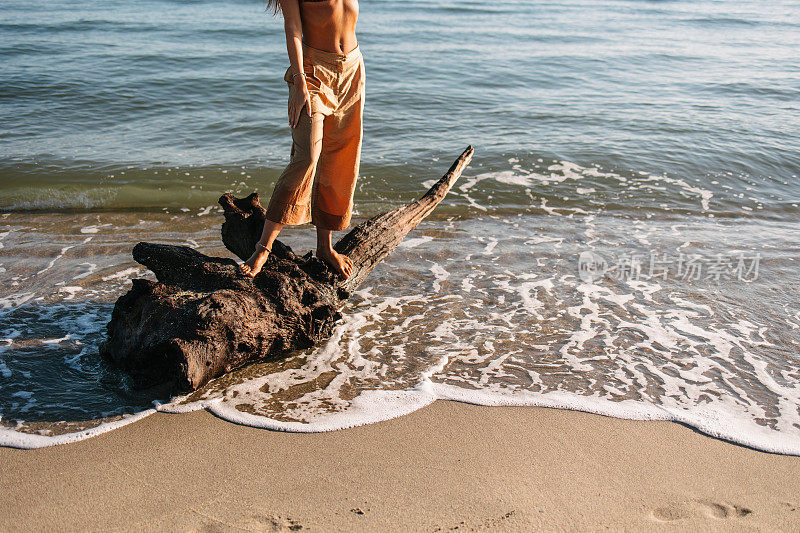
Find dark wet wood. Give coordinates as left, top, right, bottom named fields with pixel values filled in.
left=100, top=146, right=474, bottom=391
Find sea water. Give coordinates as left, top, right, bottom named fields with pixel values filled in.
left=1, top=0, right=799, bottom=451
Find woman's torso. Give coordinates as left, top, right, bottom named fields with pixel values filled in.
left=299, top=0, right=359, bottom=54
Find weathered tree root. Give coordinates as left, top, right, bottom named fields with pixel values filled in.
left=100, top=146, right=474, bottom=391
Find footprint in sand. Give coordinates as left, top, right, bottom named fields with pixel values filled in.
left=651, top=500, right=752, bottom=522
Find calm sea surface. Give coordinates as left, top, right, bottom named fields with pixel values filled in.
left=1, top=0, right=799, bottom=451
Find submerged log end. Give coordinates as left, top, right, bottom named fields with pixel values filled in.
left=419, top=144, right=474, bottom=205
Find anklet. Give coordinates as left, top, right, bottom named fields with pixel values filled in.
left=256, top=242, right=271, bottom=252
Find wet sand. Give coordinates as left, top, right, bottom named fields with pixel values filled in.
left=1, top=401, right=798, bottom=531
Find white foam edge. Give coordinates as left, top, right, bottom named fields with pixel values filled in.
left=429, top=382, right=800, bottom=456
left=0, top=408, right=156, bottom=450
left=4, top=382, right=799, bottom=455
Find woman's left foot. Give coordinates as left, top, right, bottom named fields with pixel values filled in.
left=317, top=247, right=353, bottom=279
left=239, top=246, right=271, bottom=278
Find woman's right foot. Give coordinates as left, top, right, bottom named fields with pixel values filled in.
left=317, top=247, right=353, bottom=279
left=239, top=246, right=271, bottom=278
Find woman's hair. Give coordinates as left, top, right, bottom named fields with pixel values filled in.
left=265, top=0, right=282, bottom=16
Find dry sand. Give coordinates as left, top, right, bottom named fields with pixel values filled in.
left=1, top=401, right=799, bottom=532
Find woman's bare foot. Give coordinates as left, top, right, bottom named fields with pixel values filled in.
left=239, top=244, right=271, bottom=278
left=317, top=247, right=353, bottom=279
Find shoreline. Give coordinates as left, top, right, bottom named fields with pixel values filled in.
left=2, top=401, right=798, bottom=531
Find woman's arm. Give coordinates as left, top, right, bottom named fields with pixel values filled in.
left=278, top=0, right=312, bottom=128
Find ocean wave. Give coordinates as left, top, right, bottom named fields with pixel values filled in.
left=2, top=157, right=796, bottom=220
left=1, top=187, right=120, bottom=211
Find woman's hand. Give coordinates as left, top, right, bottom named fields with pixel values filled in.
left=289, top=73, right=312, bottom=128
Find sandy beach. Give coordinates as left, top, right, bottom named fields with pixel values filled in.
left=1, top=401, right=798, bottom=532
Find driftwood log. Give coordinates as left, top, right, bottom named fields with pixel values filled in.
left=99, top=146, right=474, bottom=391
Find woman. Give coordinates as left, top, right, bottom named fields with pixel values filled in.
left=240, top=0, right=363, bottom=279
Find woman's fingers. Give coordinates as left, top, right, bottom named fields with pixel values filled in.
left=288, top=88, right=311, bottom=128
left=290, top=104, right=309, bottom=128
left=296, top=103, right=305, bottom=127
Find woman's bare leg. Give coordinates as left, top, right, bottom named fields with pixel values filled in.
left=316, top=227, right=353, bottom=279
left=239, top=219, right=284, bottom=277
